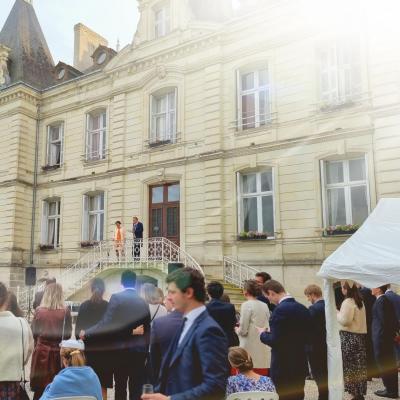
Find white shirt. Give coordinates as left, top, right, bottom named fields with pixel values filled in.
left=178, top=305, right=206, bottom=345
left=279, top=294, right=293, bottom=304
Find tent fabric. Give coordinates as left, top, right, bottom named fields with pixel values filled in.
left=318, top=198, right=400, bottom=288
left=318, top=198, right=400, bottom=400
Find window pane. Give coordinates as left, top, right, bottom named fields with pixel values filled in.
left=47, top=219, right=55, bottom=245
left=89, top=215, right=97, bottom=240
left=259, top=89, right=268, bottom=124
left=49, top=202, right=57, bottom=215
left=262, top=196, right=274, bottom=234
left=151, top=208, right=162, bottom=236
left=351, top=186, right=368, bottom=225
left=89, top=196, right=96, bottom=211
left=167, top=207, right=178, bottom=236
left=90, top=114, right=100, bottom=131
left=156, top=116, right=166, bottom=138
left=327, top=188, right=346, bottom=226
left=99, top=213, right=104, bottom=240
left=152, top=186, right=164, bottom=203
left=243, top=197, right=258, bottom=231
left=156, top=96, right=167, bottom=113
left=261, top=170, right=273, bottom=192
left=168, top=92, right=176, bottom=111
left=98, top=193, right=104, bottom=210
left=242, top=94, right=255, bottom=129
left=241, top=72, right=254, bottom=91
left=326, top=161, right=344, bottom=184
left=50, top=126, right=60, bottom=141
left=242, top=174, right=257, bottom=194
left=259, top=69, right=268, bottom=86
left=349, top=159, right=366, bottom=182
left=168, top=184, right=180, bottom=202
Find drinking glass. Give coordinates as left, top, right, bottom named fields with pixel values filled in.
left=142, top=384, right=154, bottom=394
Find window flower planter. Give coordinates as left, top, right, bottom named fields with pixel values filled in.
left=324, top=224, right=359, bottom=236
left=238, top=231, right=270, bottom=240
left=80, top=241, right=99, bottom=248
left=42, top=164, right=60, bottom=172
left=39, top=244, right=55, bottom=251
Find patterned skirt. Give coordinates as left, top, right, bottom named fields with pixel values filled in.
left=0, top=382, right=22, bottom=400
left=340, top=330, right=367, bottom=396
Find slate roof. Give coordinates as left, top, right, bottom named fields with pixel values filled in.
left=0, top=0, right=55, bottom=90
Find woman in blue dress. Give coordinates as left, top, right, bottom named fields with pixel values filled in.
left=226, top=347, right=276, bottom=396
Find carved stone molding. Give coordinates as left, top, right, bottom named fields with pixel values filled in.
left=0, top=44, right=11, bottom=87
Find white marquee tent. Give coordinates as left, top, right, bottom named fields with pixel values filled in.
left=318, top=198, right=400, bottom=400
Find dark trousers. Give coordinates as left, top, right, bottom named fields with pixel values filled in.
left=375, top=350, right=398, bottom=395
left=114, top=350, right=147, bottom=400
left=274, top=377, right=305, bottom=400
left=310, top=355, right=328, bottom=400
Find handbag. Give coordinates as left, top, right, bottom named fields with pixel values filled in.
left=18, top=318, right=30, bottom=400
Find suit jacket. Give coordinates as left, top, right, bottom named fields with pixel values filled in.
left=206, top=299, right=238, bottom=347
left=157, top=309, right=228, bottom=400
left=133, top=222, right=144, bottom=239
left=385, top=290, right=400, bottom=321
left=257, top=295, right=276, bottom=313
left=33, top=290, right=44, bottom=309
left=260, top=298, right=311, bottom=386
left=85, top=288, right=151, bottom=352
left=308, top=299, right=327, bottom=371
left=150, top=310, right=183, bottom=382
left=372, top=295, right=399, bottom=360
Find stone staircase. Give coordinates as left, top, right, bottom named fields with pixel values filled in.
left=206, top=275, right=245, bottom=311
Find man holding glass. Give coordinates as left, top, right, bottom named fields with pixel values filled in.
left=142, top=268, right=228, bottom=400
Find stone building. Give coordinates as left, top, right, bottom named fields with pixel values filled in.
left=0, top=0, right=399, bottom=299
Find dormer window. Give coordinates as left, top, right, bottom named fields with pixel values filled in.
left=154, top=5, right=170, bottom=38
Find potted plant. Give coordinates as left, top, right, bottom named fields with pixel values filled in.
left=80, top=240, right=99, bottom=248
left=39, top=244, right=55, bottom=251
left=238, top=231, right=269, bottom=240
left=325, top=224, right=359, bottom=236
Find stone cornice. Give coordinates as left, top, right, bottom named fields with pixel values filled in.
left=0, top=85, right=41, bottom=107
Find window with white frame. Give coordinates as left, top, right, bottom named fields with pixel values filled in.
left=154, top=5, right=170, bottom=38
left=46, top=123, right=63, bottom=167
left=322, top=157, right=369, bottom=227
left=238, top=170, right=274, bottom=235
left=318, top=40, right=361, bottom=107
left=42, top=199, right=61, bottom=247
left=150, top=89, right=177, bottom=144
left=238, top=66, right=270, bottom=130
left=86, top=110, right=106, bottom=161
left=83, top=192, right=104, bottom=242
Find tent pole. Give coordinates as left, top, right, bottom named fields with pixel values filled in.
left=323, top=279, right=344, bottom=400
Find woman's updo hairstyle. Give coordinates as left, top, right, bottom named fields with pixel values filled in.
left=228, top=346, right=254, bottom=373
left=61, top=347, right=86, bottom=367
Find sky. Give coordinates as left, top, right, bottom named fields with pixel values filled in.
left=1, top=0, right=140, bottom=65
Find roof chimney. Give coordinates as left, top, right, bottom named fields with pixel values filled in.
left=73, top=23, right=108, bottom=71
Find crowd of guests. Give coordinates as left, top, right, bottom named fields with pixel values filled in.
left=0, top=269, right=399, bottom=400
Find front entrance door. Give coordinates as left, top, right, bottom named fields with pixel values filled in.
left=149, top=182, right=180, bottom=245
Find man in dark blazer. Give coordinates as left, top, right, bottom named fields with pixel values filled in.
left=32, top=277, right=56, bottom=309
left=371, top=285, right=399, bottom=398
left=142, top=268, right=229, bottom=400
left=150, top=297, right=183, bottom=383
left=304, top=284, right=328, bottom=400
left=255, top=271, right=275, bottom=313
left=260, top=280, right=311, bottom=400
left=206, top=281, right=239, bottom=347
left=132, top=216, right=144, bottom=260
left=385, top=285, right=400, bottom=367
left=81, top=270, right=151, bottom=400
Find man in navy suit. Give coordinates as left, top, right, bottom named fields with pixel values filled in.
left=371, top=285, right=399, bottom=398
left=385, top=285, right=400, bottom=367
left=206, top=281, right=239, bottom=347
left=150, top=296, right=183, bottom=383
left=255, top=271, right=275, bottom=313
left=132, top=216, right=144, bottom=260
left=304, top=284, right=328, bottom=400
left=142, top=268, right=229, bottom=400
left=81, top=270, right=151, bottom=400
left=259, top=280, right=311, bottom=400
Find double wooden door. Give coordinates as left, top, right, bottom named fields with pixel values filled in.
left=149, top=183, right=180, bottom=246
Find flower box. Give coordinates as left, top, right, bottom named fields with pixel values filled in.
left=39, top=244, right=55, bottom=251
left=237, top=231, right=270, bottom=240
left=42, top=164, right=60, bottom=172
left=324, top=224, right=359, bottom=236
left=80, top=241, right=99, bottom=248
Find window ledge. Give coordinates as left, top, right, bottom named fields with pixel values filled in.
left=80, top=241, right=99, bottom=248
left=38, top=244, right=59, bottom=252
left=41, top=165, right=61, bottom=173
left=82, top=158, right=107, bottom=167
left=233, top=120, right=276, bottom=136
left=236, top=236, right=276, bottom=242
left=323, top=230, right=357, bottom=237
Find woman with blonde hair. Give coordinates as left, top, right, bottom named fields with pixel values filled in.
left=39, top=339, right=102, bottom=400
left=30, top=283, right=72, bottom=400
left=226, top=347, right=275, bottom=396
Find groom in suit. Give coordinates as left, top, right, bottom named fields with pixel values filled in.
left=142, top=267, right=229, bottom=400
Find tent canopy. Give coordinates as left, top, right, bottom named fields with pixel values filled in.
left=318, top=198, right=400, bottom=288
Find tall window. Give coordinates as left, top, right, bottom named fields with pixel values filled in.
left=155, top=6, right=170, bottom=38
left=318, top=41, right=361, bottom=107
left=238, top=170, right=274, bottom=235
left=150, top=89, right=177, bottom=144
left=238, top=67, right=270, bottom=130
left=83, top=192, right=104, bottom=241
left=42, top=199, right=61, bottom=247
left=322, top=158, right=369, bottom=226
left=86, top=110, right=106, bottom=161
left=46, top=123, right=63, bottom=167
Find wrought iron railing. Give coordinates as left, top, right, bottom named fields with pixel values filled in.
left=223, top=256, right=259, bottom=288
